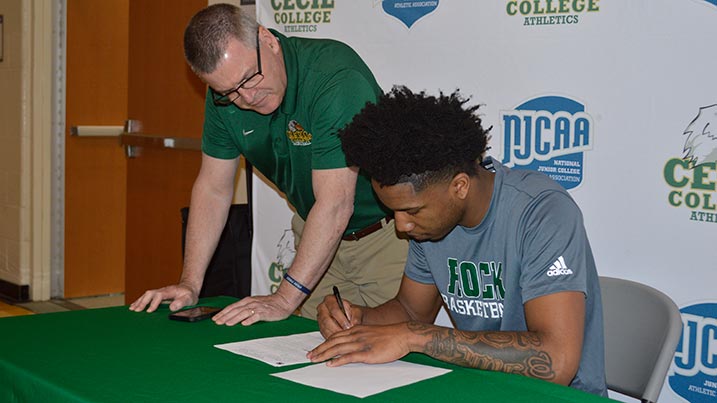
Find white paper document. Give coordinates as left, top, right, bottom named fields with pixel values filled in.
left=272, top=361, right=452, bottom=398
left=214, top=331, right=325, bottom=367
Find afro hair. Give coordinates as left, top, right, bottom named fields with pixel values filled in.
left=339, top=85, right=490, bottom=191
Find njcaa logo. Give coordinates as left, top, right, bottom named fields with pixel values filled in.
left=380, top=0, right=439, bottom=29
left=506, top=0, right=600, bottom=26
left=696, top=0, right=717, bottom=7
left=669, top=302, right=717, bottom=402
left=663, top=104, right=717, bottom=224
left=500, top=95, right=595, bottom=190
left=442, top=258, right=506, bottom=319
left=270, top=0, right=334, bottom=34
left=286, top=120, right=312, bottom=146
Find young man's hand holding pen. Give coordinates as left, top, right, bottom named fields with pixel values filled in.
left=308, top=288, right=413, bottom=366
left=314, top=286, right=363, bottom=339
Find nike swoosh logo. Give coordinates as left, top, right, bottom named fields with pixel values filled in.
left=243, top=129, right=255, bottom=136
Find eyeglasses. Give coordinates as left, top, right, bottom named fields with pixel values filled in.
left=211, top=31, right=264, bottom=106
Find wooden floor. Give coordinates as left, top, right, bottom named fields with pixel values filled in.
left=0, top=294, right=125, bottom=318
left=0, top=301, right=34, bottom=318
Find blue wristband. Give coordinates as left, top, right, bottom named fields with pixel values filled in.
left=283, top=273, right=312, bottom=295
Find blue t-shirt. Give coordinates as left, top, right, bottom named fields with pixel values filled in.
left=405, top=159, right=606, bottom=396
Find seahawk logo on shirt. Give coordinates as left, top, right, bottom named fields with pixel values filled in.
left=286, top=120, right=312, bottom=146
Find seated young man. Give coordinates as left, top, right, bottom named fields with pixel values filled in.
left=307, top=86, right=607, bottom=396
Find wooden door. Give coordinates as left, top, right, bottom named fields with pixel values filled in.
left=124, top=0, right=208, bottom=303
left=65, top=0, right=129, bottom=298
left=66, top=0, right=208, bottom=301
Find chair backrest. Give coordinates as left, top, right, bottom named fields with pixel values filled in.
left=599, top=276, right=683, bottom=403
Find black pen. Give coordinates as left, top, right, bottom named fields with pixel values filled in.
left=332, top=286, right=350, bottom=322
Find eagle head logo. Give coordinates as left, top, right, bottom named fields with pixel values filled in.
left=683, top=104, right=717, bottom=167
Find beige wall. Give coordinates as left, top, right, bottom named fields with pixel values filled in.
left=27, top=0, right=53, bottom=300
left=0, top=0, right=52, bottom=300
left=0, top=0, right=26, bottom=287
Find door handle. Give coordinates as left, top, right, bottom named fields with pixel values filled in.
left=119, top=119, right=201, bottom=158
left=124, top=119, right=141, bottom=158
left=70, top=125, right=124, bottom=136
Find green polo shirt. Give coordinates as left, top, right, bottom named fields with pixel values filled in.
left=201, top=30, right=389, bottom=234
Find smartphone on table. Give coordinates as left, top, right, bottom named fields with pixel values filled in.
left=168, top=306, right=221, bottom=322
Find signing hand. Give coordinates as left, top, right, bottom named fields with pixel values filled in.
left=129, top=284, right=198, bottom=313
left=316, top=294, right=363, bottom=338
left=212, top=293, right=294, bottom=326
left=307, top=323, right=411, bottom=367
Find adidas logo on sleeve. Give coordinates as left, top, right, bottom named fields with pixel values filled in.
left=547, top=256, right=574, bottom=277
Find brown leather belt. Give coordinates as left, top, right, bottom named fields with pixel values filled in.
left=342, top=216, right=393, bottom=241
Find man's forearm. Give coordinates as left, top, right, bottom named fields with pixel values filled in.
left=180, top=183, right=233, bottom=294
left=407, top=322, right=557, bottom=383
left=361, top=299, right=414, bottom=325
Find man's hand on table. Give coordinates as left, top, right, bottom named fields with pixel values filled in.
left=130, top=284, right=297, bottom=326
left=129, top=284, right=198, bottom=313
left=212, top=293, right=295, bottom=326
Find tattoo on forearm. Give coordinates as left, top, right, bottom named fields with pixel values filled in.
left=407, top=322, right=556, bottom=381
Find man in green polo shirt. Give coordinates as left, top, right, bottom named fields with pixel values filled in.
left=129, top=4, right=408, bottom=323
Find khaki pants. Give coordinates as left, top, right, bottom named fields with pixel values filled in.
left=291, top=214, right=409, bottom=320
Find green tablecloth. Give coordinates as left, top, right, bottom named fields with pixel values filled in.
left=0, top=297, right=615, bottom=402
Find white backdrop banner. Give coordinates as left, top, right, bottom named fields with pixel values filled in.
left=251, top=2, right=717, bottom=402
left=250, top=170, right=296, bottom=297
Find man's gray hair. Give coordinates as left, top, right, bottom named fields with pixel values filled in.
left=184, top=3, right=259, bottom=74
